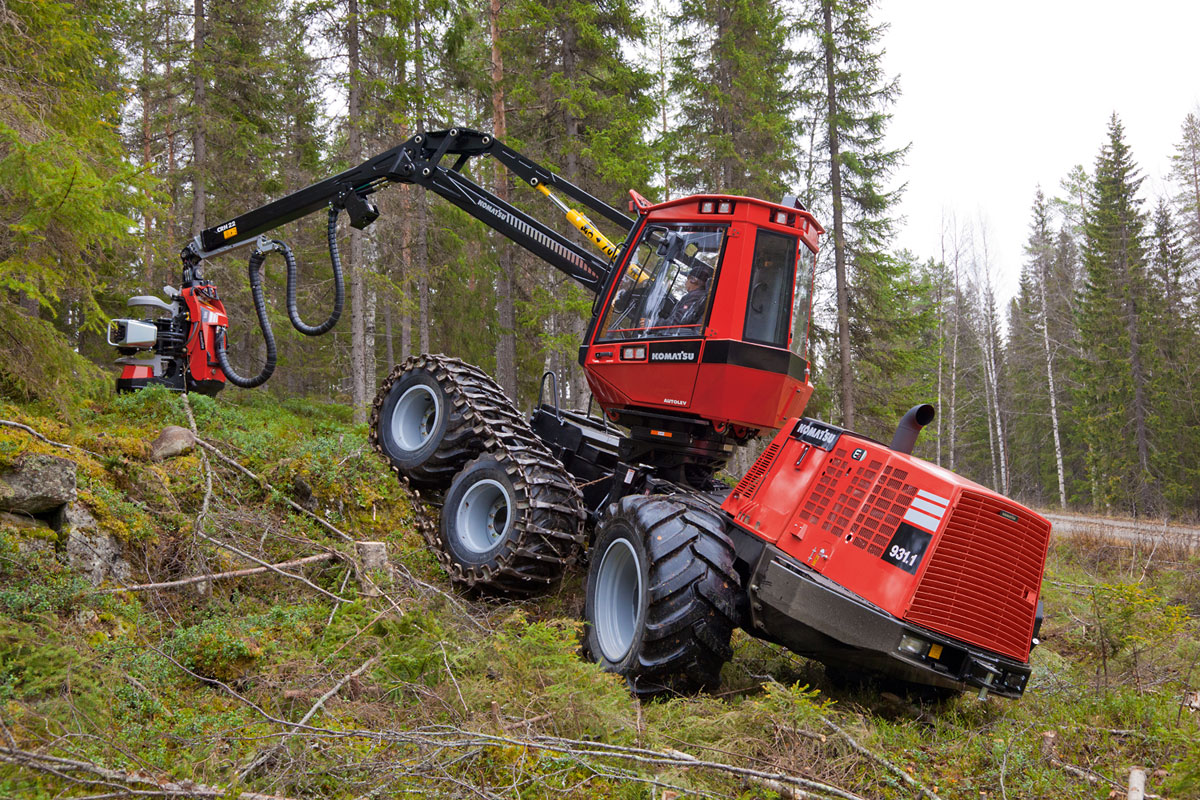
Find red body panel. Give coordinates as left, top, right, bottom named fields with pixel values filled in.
left=182, top=285, right=228, bottom=385
left=118, top=364, right=155, bottom=382
left=723, top=420, right=1051, bottom=662
left=584, top=340, right=812, bottom=429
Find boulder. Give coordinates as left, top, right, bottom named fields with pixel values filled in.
left=0, top=510, right=55, bottom=556
left=65, top=502, right=131, bottom=586
left=150, top=426, right=195, bottom=462
left=0, top=453, right=76, bottom=514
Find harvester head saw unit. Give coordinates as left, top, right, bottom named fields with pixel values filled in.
left=109, top=265, right=229, bottom=396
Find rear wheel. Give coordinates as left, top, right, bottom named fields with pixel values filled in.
left=370, top=364, right=478, bottom=490
left=437, top=455, right=584, bottom=595
left=584, top=495, right=741, bottom=698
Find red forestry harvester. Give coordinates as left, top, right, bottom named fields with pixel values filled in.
left=111, top=128, right=1050, bottom=699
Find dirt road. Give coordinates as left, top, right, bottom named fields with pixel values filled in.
left=1041, top=510, right=1200, bottom=549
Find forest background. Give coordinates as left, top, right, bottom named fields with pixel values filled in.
left=4, top=0, right=1200, bottom=520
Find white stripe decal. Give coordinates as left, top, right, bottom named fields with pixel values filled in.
left=910, top=497, right=947, bottom=518
left=916, top=489, right=950, bottom=507
left=903, top=508, right=941, bottom=533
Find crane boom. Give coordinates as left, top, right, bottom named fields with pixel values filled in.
left=184, top=128, right=634, bottom=295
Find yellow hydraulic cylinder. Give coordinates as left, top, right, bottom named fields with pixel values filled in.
left=535, top=183, right=618, bottom=260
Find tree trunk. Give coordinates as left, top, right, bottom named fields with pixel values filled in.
left=399, top=184, right=413, bottom=360
left=384, top=301, right=394, bottom=368
left=189, top=0, right=206, bottom=237
left=141, top=0, right=154, bottom=288
left=1125, top=286, right=1152, bottom=512
left=347, top=0, right=366, bottom=422
left=949, top=249, right=960, bottom=472
left=414, top=7, right=430, bottom=355
left=490, top=0, right=517, bottom=400
left=1037, top=251, right=1068, bottom=508
left=822, top=0, right=853, bottom=429
left=935, top=221, right=947, bottom=467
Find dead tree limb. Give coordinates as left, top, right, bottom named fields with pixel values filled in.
left=194, top=437, right=351, bottom=543
left=0, top=745, right=301, bottom=800
left=238, top=655, right=378, bottom=780
left=0, top=419, right=103, bottom=458
left=822, top=716, right=943, bottom=800
left=1039, top=730, right=1120, bottom=789
left=91, top=553, right=337, bottom=595
left=191, top=528, right=348, bottom=604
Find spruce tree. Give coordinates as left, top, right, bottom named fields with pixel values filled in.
left=1170, top=111, right=1200, bottom=266
left=1070, top=115, right=1160, bottom=514
left=1147, top=199, right=1199, bottom=509
left=501, top=0, right=653, bottom=406
left=669, top=0, right=802, bottom=198
left=0, top=0, right=148, bottom=400
left=1008, top=190, right=1068, bottom=507
left=798, top=0, right=908, bottom=431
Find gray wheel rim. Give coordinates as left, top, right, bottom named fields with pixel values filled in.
left=594, top=537, right=644, bottom=662
left=455, top=478, right=512, bottom=555
left=392, top=384, right=439, bottom=452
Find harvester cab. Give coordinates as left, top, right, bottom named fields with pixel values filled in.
left=582, top=192, right=821, bottom=439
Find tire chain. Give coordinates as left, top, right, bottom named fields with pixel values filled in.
left=369, top=353, right=586, bottom=594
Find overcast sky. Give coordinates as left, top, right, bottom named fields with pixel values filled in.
left=876, top=0, right=1200, bottom=306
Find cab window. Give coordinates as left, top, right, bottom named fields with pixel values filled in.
left=743, top=230, right=799, bottom=347
left=598, top=224, right=726, bottom=340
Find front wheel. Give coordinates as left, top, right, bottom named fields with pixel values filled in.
left=584, top=495, right=741, bottom=698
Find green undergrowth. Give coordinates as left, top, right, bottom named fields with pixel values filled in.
left=1, top=390, right=1199, bottom=798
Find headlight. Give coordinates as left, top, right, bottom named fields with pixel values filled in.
left=898, top=633, right=930, bottom=657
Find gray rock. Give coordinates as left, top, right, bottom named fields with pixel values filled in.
left=0, top=454, right=76, bottom=514
left=65, top=502, right=130, bottom=586
left=0, top=510, right=56, bottom=556
left=67, top=526, right=131, bottom=586
left=0, top=509, right=50, bottom=531
left=150, top=426, right=195, bottom=462
left=63, top=501, right=97, bottom=532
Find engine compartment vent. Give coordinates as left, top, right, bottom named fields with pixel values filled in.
left=853, top=464, right=918, bottom=556
left=731, top=440, right=783, bottom=500
left=904, top=491, right=1051, bottom=661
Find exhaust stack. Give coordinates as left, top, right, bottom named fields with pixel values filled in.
left=890, top=404, right=935, bottom=454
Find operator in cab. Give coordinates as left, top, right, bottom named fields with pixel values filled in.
left=665, top=264, right=712, bottom=333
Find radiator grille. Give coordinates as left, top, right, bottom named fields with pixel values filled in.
left=852, top=465, right=918, bottom=556
left=905, top=491, right=1050, bottom=661
left=801, top=448, right=883, bottom=540
left=732, top=440, right=783, bottom=499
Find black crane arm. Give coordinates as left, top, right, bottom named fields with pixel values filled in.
left=185, top=127, right=635, bottom=295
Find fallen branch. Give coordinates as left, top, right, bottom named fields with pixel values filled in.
left=823, top=717, right=942, bottom=800
left=194, top=437, right=351, bottom=543
left=0, top=745, right=301, bottom=800
left=1038, top=730, right=1119, bottom=789
left=0, top=418, right=103, bottom=458
left=91, top=553, right=337, bottom=595
left=181, top=394, right=213, bottom=538
left=238, top=655, right=378, bottom=780
left=195, top=427, right=485, bottom=629
left=192, top=528, right=349, bottom=604
left=138, top=651, right=870, bottom=800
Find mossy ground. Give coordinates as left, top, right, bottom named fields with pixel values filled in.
left=1, top=389, right=1198, bottom=799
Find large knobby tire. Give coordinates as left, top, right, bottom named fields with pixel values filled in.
left=584, top=495, right=741, bottom=698
left=370, top=364, right=479, bottom=490
left=437, top=454, right=584, bottom=595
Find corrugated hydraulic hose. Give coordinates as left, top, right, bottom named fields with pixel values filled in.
left=286, top=207, right=345, bottom=336
left=215, top=206, right=345, bottom=388
left=215, top=250, right=277, bottom=388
